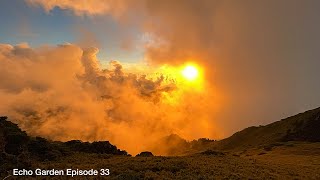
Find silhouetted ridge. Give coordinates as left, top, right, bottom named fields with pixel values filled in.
left=0, top=116, right=129, bottom=176
left=283, top=109, right=320, bottom=142
left=218, top=107, right=320, bottom=150
left=152, top=134, right=216, bottom=155
left=65, top=140, right=127, bottom=155
left=136, top=151, right=154, bottom=157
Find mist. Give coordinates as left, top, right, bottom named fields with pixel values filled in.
left=141, top=0, right=320, bottom=135
left=0, top=43, right=219, bottom=155
left=1, top=0, right=320, bottom=154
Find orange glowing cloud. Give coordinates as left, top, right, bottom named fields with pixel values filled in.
left=0, top=43, right=221, bottom=155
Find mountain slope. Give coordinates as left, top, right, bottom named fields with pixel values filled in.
left=216, top=107, right=320, bottom=150
left=0, top=116, right=129, bottom=176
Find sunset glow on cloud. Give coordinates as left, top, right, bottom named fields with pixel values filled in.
left=1, top=0, right=320, bottom=155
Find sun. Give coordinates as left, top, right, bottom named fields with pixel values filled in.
left=181, top=65, right=199, bottom=81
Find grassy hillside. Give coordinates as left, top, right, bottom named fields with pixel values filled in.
left=1, top=108, right=320, bottom=179
left=30, top=149, right=320, bottom=179
left=0, top=116, right=129, bottom=177
left=215, top=107, right=320, bottom=150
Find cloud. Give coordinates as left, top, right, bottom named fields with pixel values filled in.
left=22, top=0, right=320, bottom=146
left=26, top=0, right=139, bottom=18
left=136, top=0, right=320, bottom=135
left=0, top=43, right=219, bottom=155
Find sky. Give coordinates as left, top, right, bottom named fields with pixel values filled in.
left=0, top=0, right=144, bottom=64
left=1, top=0, right=320, bottom=154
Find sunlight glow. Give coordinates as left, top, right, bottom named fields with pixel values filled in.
left=182, top=65, right=199, bottom=81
